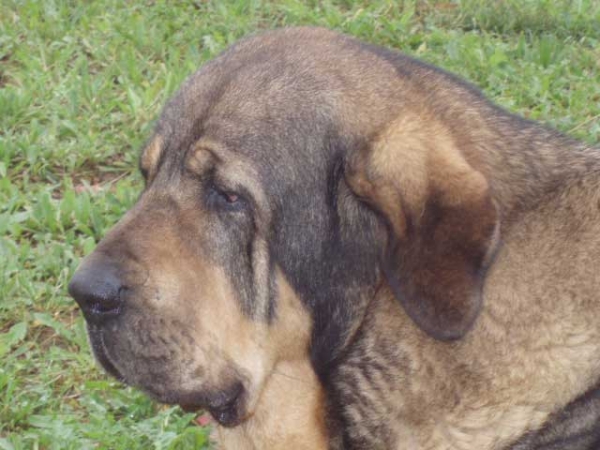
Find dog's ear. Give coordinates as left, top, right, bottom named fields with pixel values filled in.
left=347, top=114, right=499, bottom=340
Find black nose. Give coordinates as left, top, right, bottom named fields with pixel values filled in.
left=68, top=260, right=123, bottom=325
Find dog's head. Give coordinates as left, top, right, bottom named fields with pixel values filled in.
left=69, top=28, right=499, bottom=426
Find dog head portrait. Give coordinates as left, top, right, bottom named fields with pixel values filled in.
left=69, top=27, right=600, bottom=449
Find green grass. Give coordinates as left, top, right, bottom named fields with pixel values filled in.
left=1, top=0, right=599, bottom=448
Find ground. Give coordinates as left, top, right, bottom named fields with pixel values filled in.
left=1, top=1, right=599, bottom=449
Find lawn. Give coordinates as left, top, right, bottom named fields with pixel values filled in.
left=1, top=1, right=599, bottom=449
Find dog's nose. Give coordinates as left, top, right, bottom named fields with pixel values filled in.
left=68, top=261, right=123, bottom=325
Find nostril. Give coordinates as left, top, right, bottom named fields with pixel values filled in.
left=89, top=289, right=123, bottom=316
left=68, top=265, right=124, bottom=325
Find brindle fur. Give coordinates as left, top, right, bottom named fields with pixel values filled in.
left=69, top=27, right=600, bottom=449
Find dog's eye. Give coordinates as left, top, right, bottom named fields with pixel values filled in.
left=207, top=184, right=246, bottom=212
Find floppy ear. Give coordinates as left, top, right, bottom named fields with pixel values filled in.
left=347, top=114, right=500, bottom=340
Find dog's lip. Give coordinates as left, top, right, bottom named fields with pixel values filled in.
left=87, top=326, right=126, bottom=383
left=180, top=403, right=202, bottom=413
left=179, top=381, right=246, bottom=427
left=87, top=326, right=247, bottom=427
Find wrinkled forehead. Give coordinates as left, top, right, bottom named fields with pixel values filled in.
left=160, top=32, right=344, bottom=124
left=143, top=29, right=406, bottom=186
left=157, top=62, right=334, bottom=156
left=148, top=77, right=328, bottom=185
left=147, top=107, right=335, bottom=195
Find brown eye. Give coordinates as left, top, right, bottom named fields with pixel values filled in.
left=225, top=193, right=239, bottom=203
left=207, top=183, right=246, bottom=212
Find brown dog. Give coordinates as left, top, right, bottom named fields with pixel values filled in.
left=69, top=27, right=600, bottom=449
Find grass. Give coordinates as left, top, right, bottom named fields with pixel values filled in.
left=1, top=0, right=599, bottom=448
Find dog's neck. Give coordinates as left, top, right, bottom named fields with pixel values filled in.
left=327, top=283, right=599, bottom=449
left=465, top=113, right=599, bottom=222
left=327, top=163, right=600, bottom=449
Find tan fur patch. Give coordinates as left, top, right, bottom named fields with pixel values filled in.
left=348, top=111, right=491, bottom=234
left=140, top=135, right=163, bottom=182
left=216, top=272, right=328, bottom=450
left=217, top=359, right=327, bottom=450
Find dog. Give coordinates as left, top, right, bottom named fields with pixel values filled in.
left=69, top=27, right=600, bottom=449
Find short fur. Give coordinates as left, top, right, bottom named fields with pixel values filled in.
left=69, top=27, right=600, bottom=449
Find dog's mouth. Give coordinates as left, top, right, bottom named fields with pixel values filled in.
left=178, top=381, right=247, bottom=427
left=87, top=326, right=248, bottom=427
